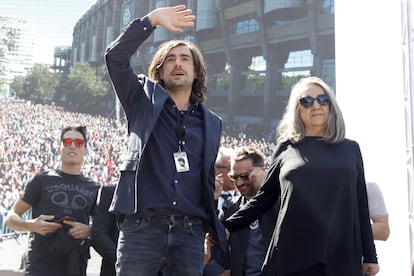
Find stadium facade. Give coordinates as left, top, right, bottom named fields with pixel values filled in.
left=71, top=0, right=335, bottom=126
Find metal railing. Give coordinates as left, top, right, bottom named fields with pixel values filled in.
left=0, top=210, right=30, bottom=245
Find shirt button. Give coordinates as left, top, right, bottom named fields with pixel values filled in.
left=174, top=180, right=178, bottom=184
left=172, top=201, right=177, bottom=205
left=143, top=27, right=147, bottom=31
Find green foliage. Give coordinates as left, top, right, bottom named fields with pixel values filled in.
left=10, top=64, right=60, bottom=104
left=246, top=73, right=265, bottom=91
left=66, top=62, right=111, bottom=113
left=9, top=61, right=113, bottom=115
left=69, top=63, right=106, bottom=96
left=9, top=75, right=24, bottom=95
left=281, top=73, right=308, bottom=90
left=55, top=70, right=71, bottom=104
left=217, top=73, right=230, bottom=91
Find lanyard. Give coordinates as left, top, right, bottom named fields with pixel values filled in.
left=176, top=109, right=187, bottom=152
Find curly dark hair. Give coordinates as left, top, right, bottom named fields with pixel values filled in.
left=233, top=147, right=265, bottom=168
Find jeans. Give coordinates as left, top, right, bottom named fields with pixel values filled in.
left=116, top=213, right=205, bottom=276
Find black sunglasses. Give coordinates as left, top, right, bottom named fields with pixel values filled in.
left=299, top=94, right=330, bottom=108
left=228, top=172, right=250, bottom=182
left=216, top=165, right=231, bottom=170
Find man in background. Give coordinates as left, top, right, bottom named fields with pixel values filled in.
left=367, top=182, right=390, bottom=241
left=224, top=147, right=277, bottom=276
left=92, top=183, right=118, bottom=276
left=214, top=146, right=239, bottom=218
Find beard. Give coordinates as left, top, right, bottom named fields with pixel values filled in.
left=163, top=77, right=192, bottom=93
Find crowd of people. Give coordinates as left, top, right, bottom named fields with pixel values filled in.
left=0, top=99, right=126, bottom=215
left=0, top=98, right=276, bottom=235
left=1, top=5, right=383, bottom=276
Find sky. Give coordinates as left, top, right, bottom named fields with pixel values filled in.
left=1, top=0, right=96, bottom=64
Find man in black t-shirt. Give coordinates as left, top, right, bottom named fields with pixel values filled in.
left=6, top=125, right=99, bottom=276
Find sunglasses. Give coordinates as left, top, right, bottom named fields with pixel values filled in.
left=216, top=165, right=231, bottom=170
left=299, top=94, right=330, bottom=108
left=228, top=172, right=250, bottom=182
left=62, top=138, right=85, bottom=148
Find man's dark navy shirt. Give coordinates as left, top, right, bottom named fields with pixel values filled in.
left=138, top=97, right=207, bottom=218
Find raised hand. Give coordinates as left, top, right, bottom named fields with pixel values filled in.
left=249, top=167, right=266, bottom=185
left=214, top=173, right=224, bottom=200
left=147, top=5, right=195, bottom=33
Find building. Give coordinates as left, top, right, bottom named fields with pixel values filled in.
left=52, top=46, right=71, bottom=73
left=0, top=16, right=35, bottom=98
left=72, top=0, right=335, bottom=128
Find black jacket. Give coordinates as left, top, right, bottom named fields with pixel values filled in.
left=225, top=197, right=278, bottom=276
left=92, top=185, right=118, bottom=276
left=225, top=139, right=378, bottom=275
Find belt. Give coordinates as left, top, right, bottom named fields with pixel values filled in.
left=124, top=212, right=202, bottom=224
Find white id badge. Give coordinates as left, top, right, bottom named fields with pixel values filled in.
left=173, top=151, right=190, bottom=172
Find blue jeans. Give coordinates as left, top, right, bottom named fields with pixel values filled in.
left=116, top=214, right=205, bottom=276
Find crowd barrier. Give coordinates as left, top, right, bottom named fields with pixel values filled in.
left=0, top=211, right=30, bottom=245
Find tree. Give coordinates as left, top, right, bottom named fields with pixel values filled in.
left=281, top=73, right=308, bottom=90
left=54, top=70, right=71, bottom=105
left=10, top=61, right=113, bottom=115
left=246, top=73, right=265, bottom=93
left=66, top=62, right=110, bottom=113
left=217, top=72, right=230, bottom=93
left=9, top=75, right=24, bottom=95
left=10, top=64, right=60, bottom=103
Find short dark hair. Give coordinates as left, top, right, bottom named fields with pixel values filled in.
left=60, top=125, right=88, bottom=147
left=232, top=147, right=265, bottom=168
